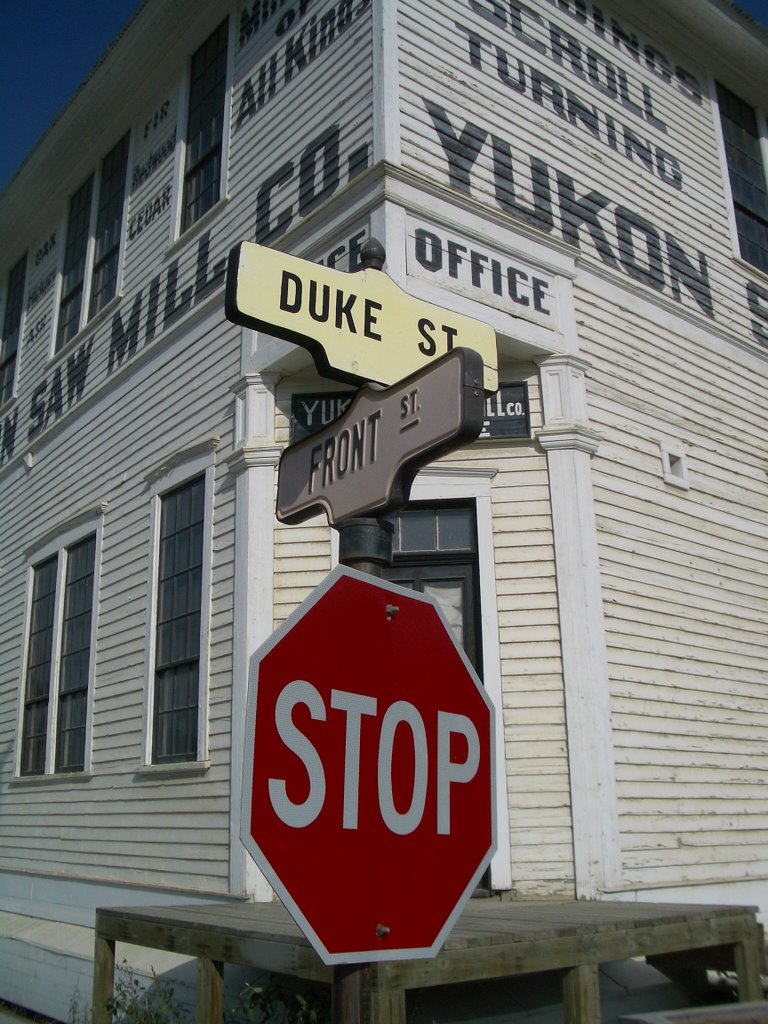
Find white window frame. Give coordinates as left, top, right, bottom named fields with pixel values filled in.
left=15, top=505, right=106, bottom=778
left=140, top=441, right=217, bottom=770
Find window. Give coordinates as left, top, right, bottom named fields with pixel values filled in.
left=716, top=82, right=768, bottom=275
left=20, top=534, right=97, bottom=776
left=90, top=134, right=131, bottom=318
left=152, top=476, right=205, bottom=763
left=181, top=19, right=229, bottom=232
left=385, top=503, right=482, bottom=673
left=56, top=134, right=129, bottom=350
left=1, top=254, right=26, bottom=404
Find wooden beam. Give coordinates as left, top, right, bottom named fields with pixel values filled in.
left=562, top=962, right=600, bottom=1024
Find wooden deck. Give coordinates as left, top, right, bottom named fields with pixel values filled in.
left=92, top=898, right=765, bottom=1024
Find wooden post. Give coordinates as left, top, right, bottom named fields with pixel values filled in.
left=92, top=934, right=116, bottom=1024
left=333, top=966, right=404, bottom=1024
left=333, top=965, right=372, bottom=1024
left=196, top=958, right=224, bottom=1024
left=733, top=929, right=765, bottom=1002
left=562, top=962, right=601, bottom=1024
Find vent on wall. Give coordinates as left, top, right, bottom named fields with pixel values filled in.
left=660, top=442, right=689, bottom=490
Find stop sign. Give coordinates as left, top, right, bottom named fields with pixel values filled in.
left=241, top=565, right=495, bottom=965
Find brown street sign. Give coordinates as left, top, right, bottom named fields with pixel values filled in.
left=225, top=241, right=498, bottom=393
left=276, top=348, right=486, bottom=526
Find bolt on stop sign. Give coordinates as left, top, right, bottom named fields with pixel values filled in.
left=241, top=566, right=495, bottom=965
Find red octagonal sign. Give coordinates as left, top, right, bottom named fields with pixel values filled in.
left=241, top=565, right=495, bottom=965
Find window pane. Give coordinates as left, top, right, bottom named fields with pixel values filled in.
left=57, top=176, right=94, bottom=349
left=181, top=20, right=228, bottom=232
left=398, top=510, right=435, bottom=552
left=153, top=663, right=200, bottom=763
left=153, top=476, right=205, bottom=763
left=423, top=579, right=465, bottom=646
left=56, top=535, right=96, bottom=772
left=1, top=254, right=26, bottom=403
left=436, top=508, right=474, bottom=550
left=21, top=556, right=58, bottom=775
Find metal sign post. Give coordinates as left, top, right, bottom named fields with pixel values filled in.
left=229, top=238, right=498, bottom=1024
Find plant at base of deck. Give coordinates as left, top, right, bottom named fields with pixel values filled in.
left=226, top=976, right=330, bottom=1024
left=104, top=960, right=190, bottom=1024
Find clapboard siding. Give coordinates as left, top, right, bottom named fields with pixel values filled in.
left=0, top=0, right=374, bottom=484
left=0, top=305, right=240, bottom=889
left=486, top=371, right=574, bottom=894
left=397, top=0, right=767, bottom=352
left=575, top=274, right=768, bottom=891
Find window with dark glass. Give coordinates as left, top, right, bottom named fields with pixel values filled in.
left=1, top=254, right=26, bottom=404
left=56, top=134, right=129, bottom=350
left=717, top=82, right=768, bottom=274
left=57, top=176, right=94, bottom=350
left=153, top=476, right=205, bottom=763
left=56, top=535, right=97, bottom=771
left=181, top=19, right=229, bottom=233
left=89, top=133, right=130, bottom=318
left=385, top=503, right=482, bottom=674
left=20, top=535, right=96, bottom=776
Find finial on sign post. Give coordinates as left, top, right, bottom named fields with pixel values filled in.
left=360, top=237, right=386, bottom=271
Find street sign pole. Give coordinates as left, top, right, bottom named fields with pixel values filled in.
left=333, top=241, right=391, bottom=1024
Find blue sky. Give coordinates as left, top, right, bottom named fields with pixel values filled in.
left=1, top=0, right=767, bottom=194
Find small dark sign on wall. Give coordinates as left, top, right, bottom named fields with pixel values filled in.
left=292, top=383, right=529, bottom=442
left=291, top=392, right=354, bottom=442
left=479, top=383, right=530, bottom=439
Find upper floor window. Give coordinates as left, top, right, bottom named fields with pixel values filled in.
left=152, top=475, right=206, bottom=763
left=716, top=82, right=768, bottom=275
left=20, top=533, right=98, bottom=776
left=181, top=19, right=229, bottom=233
left=1, top=254, right=26, bottom=404
left=56, top=134, right=129, bottom=351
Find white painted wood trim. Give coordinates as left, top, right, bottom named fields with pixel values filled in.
left=373, top=0, right=402, bottom=166
left=228, top=372, right=279, bottom=900
left=537, top=355, right=621, bottom=897
left=707, top=73, right=744, bottom=269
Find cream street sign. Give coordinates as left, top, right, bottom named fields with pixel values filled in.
left=225, top=242, right=498, bottom=393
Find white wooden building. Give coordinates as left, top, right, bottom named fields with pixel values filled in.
left=0, top=0, right=766, bottom=1016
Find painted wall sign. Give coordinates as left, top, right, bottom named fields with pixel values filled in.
left=408, top=221, right=559, bottom=330
left=226, top=241, right=499, bottom=391
left=479, top=383, right=530, bottom=440
left=130, top=130, right=177, bottom=194
left=276, top=348, right=486, bottom=525
left=235, top=0, right=372, bottom=131
left=396, top=0, right=768, bottom=340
